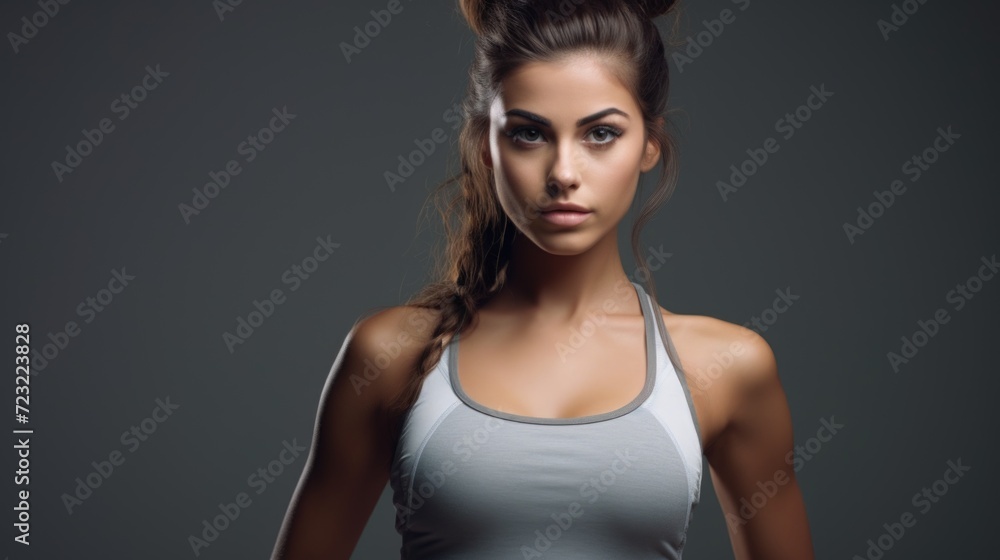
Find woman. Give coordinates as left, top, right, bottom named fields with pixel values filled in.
left=272, top=0, right=815, bottom=558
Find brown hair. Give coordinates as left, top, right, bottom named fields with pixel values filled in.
left=383, top=0, right=683, bottom=419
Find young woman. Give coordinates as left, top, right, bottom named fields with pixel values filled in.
left=271, top=1, right=815, bottom=558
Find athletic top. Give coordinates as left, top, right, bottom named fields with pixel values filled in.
left=389, top=281, right=704, bottom=559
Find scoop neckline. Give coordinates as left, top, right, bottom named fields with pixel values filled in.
left=447, top=281, right=657, bottom=425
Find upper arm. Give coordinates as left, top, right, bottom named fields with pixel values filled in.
left=270, top=306, right=435, bottom=560
left=704, top=327, right=815, bottom=560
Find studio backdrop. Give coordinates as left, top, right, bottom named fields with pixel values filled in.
left=1, top=0, right=996, bottom=558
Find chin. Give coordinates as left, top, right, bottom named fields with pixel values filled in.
left=523, top=231, right=599, bottom=257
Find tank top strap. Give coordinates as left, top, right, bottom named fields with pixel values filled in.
left=634, top=281, right=704, bottom=450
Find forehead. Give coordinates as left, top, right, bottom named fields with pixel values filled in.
left=491, top=54, right=637, bottom=121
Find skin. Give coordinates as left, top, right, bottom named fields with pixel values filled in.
left=271, top=53, right=815, bottom=560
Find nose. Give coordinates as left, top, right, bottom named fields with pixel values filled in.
left=545, top=139, right=583, bottom=195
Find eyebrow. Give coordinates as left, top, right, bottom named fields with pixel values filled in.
left=504, top=107, right=629, bottom=127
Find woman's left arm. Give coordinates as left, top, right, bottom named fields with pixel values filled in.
left=704, top=330, right=816, bottom=560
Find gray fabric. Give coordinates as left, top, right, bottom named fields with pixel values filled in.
left=650, top=290, right=703, bottom=446
left=390, top=282, right=702, bottom=559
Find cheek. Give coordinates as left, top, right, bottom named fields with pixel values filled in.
left=588, top=145, right=643, bottom=203
left=494, top=151, right=544, bottom=221
left=496, top=150, right=538, bottom=192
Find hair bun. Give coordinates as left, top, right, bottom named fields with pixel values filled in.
left=459, top=0, right=499, bottom=36
left=459, top=0, right=677, bottom=35
left=633, top=0, right=678, bottom=19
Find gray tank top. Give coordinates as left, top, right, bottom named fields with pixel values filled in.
left=389, top=281, right=704, bottom=559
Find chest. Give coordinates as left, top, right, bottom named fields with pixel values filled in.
left=453, top=320, right=649, bottom=419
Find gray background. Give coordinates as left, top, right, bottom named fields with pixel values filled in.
left=1, top=0, right=997, bottom=558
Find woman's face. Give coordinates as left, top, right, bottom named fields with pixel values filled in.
left=485, top=54, right=661, bottom=256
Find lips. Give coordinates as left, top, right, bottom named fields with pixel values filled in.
left=538, top=209, right=592, bottom=226
left=540, top=202, right=591, bottom=213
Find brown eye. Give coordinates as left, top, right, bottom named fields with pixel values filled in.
left=587, top=125, right=623, bottom=145
left=505, top=126, right=544, bottom=145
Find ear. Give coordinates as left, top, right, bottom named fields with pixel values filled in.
left=640, top=118, right=664, bottom=173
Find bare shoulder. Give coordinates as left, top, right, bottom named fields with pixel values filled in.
left=660, top=309, right=812, bottom=556
left=660, top=308, right=776, bottom=382
left=658, top=308, right=780, bottom=444
left=344, top=304, right=442, bottom=411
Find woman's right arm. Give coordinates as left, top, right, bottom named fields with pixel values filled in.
left=270, top=307, right=427, bottom=559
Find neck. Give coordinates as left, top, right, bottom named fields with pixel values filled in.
left=492, top=229, right=638, bottom=322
